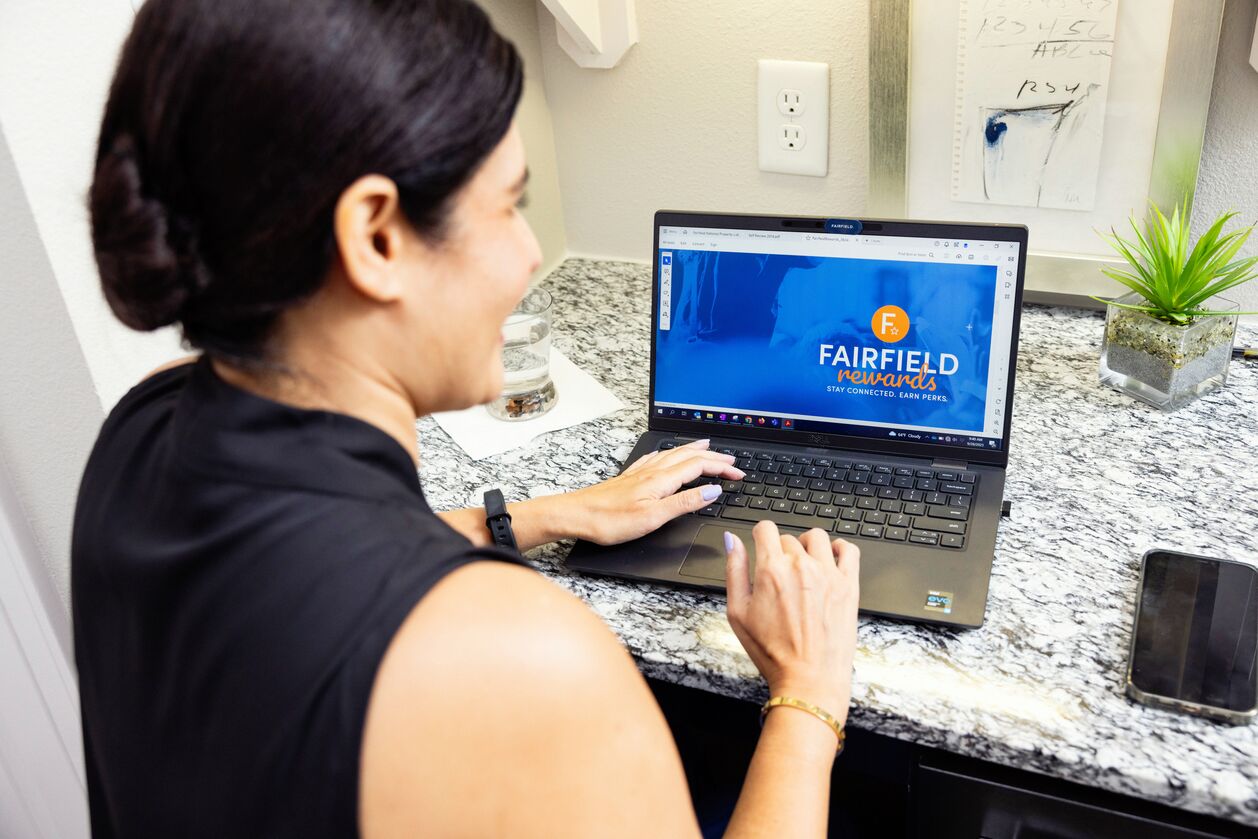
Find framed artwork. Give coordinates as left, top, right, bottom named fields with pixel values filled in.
left=869, top=0, right=1227, bottom=304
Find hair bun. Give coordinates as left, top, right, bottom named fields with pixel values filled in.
left=89, top=134, right=205, bottom=331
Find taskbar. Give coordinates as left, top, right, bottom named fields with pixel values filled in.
left=652, top=405, right=1001, bottom=450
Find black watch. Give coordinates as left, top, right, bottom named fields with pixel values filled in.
left=483, top=489, right=518, bottom=551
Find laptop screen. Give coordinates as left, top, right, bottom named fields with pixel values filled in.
left=651, top=219, right=1021, bottom=453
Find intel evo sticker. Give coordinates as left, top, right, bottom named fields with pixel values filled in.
left=924, top=590, right=953, bottom=615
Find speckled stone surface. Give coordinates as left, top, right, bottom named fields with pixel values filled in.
left=415, top=258, right=1258, bottom=827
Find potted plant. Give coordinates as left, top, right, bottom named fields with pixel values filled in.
left=1094, top=202, right=1258, bottom=410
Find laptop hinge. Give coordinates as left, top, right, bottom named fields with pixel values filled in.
left=931, top=458, right=969, bottom=470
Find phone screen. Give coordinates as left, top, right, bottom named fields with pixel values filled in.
left=1130, top=551, right=1258, bottom=713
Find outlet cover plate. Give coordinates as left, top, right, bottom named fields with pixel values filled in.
left=758, top=59, right=828, bottom=176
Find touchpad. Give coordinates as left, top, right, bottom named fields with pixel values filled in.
left=678, top=524, right=758, bottom=583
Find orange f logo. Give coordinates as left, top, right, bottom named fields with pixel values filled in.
left=872, top=305, right=909, bottom=343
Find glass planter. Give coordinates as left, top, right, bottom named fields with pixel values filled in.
left=1099, top=293, right=1238, bottom=410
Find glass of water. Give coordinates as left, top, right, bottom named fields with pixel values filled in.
left=486, top=287, right=558, bottom=421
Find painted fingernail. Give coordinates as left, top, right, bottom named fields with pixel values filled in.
left=723, top=531, right=735, bottom=552
left=701, top=484, right=723, bottom=501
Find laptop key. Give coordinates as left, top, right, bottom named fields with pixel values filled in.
left=915, top=469, right=933, bottom=478
left=840, top=508, right=863, bottom=521
left=727, top=495, right=749, bottom=507
left=902, top=503, right=926, bottom=517
left=781, top=465, right=803, bottom=476
left=902, top=490, right=924, bottom=503
left=824, top=469, right=846, bottom=481
left=659, top=442, right=678, bottom=450
left=809, top=479, right=830, bottom=491
left=749, top=497, right=771, bottom=510
left=760, top=461, right=780, bottom=474
left=803, top=466, right=825, bottom=478
left=735, top=458, right=754, bottom=470
left=857, top=497, right=879, bottom=510
left=870, top=474, right=891, bottom=486
left=951, top=495, right=971, bottom=508
left=861, top=524, right=885, bottom=539
left=925, top=492, right=948, bottom=506
left=774, top=454, right=792, bottom=463
left=836, top=520, right=860, bottom=535
left=742, top=473, right=763, bottom=484
left=818, top=505, right=839, bottom=518
left=771, top=500, right=793, bottom=513
left=913, top=517, right=967, bottom=535
left=941, top=534, right=966, bottom=548
left=765, top=486, right=787, bottom=499
left=721, top=505, right=835, bottom=533
left=885, top=526, right=908, bottom=541
left=853, top=463, right=872, bottom=471
left=832, top=482, right=854, bottom=494
left=794, top=502, right=816, bottom=516
left=788, top=477, right=809, bottom=489
left=936, top=471, right=957, bottom=481
left=864, top=511, right=887, bottom=525
left=888, top=514, right=912, bottom=528
left=848, top=471, right=869, bottom=484
left=874, top=465, right=892, bottom=474
left=756, top=452, right=773, bottom=460
left=788, top=489, right=809, bottom=502
left=697, top=505, right=721, bottom=517
left=894, top=467, right=913, bottom=476
left=814, top=458, right=833, bottom=467
left=877, top=488, right=899, bottom=499
left=810, top=491, right=832, bottom=505
left=959, top=473, right=976, bottom=484
left=880, top=499, right=903, bottom=513
left=765, top=475, right=787, bottom=486
left=737, top=450, right=755, bottom=458
left=893, top=477, right=914, bottom=489
left=743, top=484, right=764, bottom=496
left=916, top=479, right=937, bottom=491
left=941, top=482, right=972, bottom=495
left=909, top=531, right=939, bottom=545
left=929, top=505, right=968, bottom=521
left=794, top=456, right=812, bottom=465
left=855, top=486, right=876, bottom=497
left=716, top=447, right=736, bottom=456
left=722, top=480, right=743, bottom=493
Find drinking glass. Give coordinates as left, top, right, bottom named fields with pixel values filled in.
left=486, top=287, right=557, bottom=421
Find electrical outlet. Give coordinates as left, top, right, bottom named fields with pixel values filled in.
left=758, top=59, right=828, bottom=176
left=779, top=89, right=803, bottom=116
left=779, top=124, right=805, bottom=150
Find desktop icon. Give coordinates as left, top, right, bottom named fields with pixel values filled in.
left=744, top=416, right=752, bottom=424
left=718, top=413, right=728, bottom=421
left=656, top=408, right=663, bottom=414
left=770, top=418, right=779, bottom=427
left=756, top=417, right=766, bottom=426
left=693, top=411, right=701, bottom=420
left=888, top=431, right=897, bottom=437
left=783, top=419, right=793, bottom=429
left=732, top=414, right=740, bottom=422
left=705, top=412, right=714, bottom=420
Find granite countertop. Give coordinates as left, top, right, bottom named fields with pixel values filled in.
left=416, top=258, right=1258, bottom=827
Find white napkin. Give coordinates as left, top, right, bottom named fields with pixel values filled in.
left=431, top=349, right=627, bottom=460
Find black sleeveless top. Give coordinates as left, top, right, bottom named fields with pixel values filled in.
left=72, top=358, right=523, bottom=837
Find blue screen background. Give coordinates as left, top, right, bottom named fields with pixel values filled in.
left=655, top=250, right=997, bottom=432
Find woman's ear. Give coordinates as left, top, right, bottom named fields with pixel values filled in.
left=333, top=174, right=411, bottom=303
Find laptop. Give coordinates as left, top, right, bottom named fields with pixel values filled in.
left=566, top=211, right=1026, bottom=628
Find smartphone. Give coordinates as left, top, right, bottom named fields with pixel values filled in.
left=1125, top=549, right=1258, bottom=723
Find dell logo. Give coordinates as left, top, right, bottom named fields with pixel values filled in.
left=806, top=433, right=828, bottom=445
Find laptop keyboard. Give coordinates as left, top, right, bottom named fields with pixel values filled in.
left=659, top=441, right=976, bottom=550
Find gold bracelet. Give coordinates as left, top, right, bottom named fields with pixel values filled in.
left=760, top=696, right=846, bottom=755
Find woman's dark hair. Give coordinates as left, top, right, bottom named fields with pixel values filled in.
left=89, top=0, right=523, bottom=363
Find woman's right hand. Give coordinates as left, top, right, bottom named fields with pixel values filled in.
left=723, top=522, right=860, bottom=726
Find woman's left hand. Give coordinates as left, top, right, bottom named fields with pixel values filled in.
left=558, top=439, right=746, bottom=545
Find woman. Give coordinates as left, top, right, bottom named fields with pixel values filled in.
left=73, top=1, right=860, bottom=836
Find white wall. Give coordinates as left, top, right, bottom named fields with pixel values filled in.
left=1193, top=0, right=1258, bottom=317
left=535, top=0, right=869, bottom=262
left=0, top=0, right=184, bottom=414
left=480, top=0, right=569, bottom=279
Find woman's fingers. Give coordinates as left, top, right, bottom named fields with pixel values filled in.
left=652, top=453, right=743, bottom=492
left=724, top=530, right=752, bottom=614
left=832, top=537, right=861, bottom=578
left=797, top=527, right=835, bottom=563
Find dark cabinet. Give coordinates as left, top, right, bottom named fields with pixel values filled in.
left=914, top=757, right=1252, bottom=839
